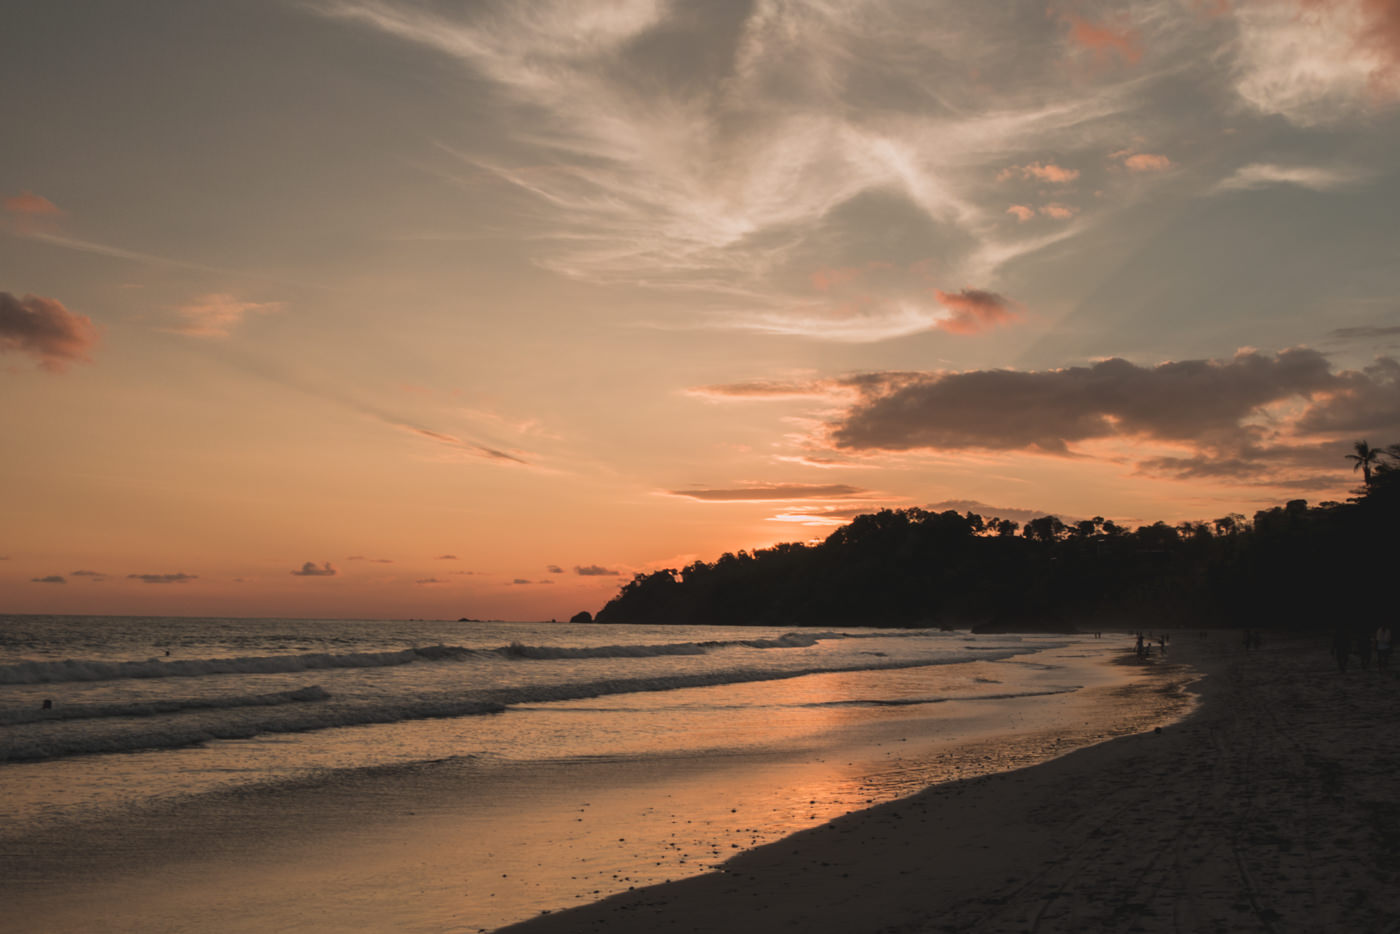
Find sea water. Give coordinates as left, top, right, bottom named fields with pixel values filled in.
left=0, top=616, right=1171, bottom=932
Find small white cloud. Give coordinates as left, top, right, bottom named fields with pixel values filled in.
left=1215, top=163, right=1367, bottom=193
left=1231, top=2, right=1399, bottom=126
left=172, top=294, right=282, bottom=338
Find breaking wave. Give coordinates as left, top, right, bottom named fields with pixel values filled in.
left=0, top=630, right=946, bottom=685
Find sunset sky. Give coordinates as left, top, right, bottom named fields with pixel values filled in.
left=4, top=0, right=1399, bottom=620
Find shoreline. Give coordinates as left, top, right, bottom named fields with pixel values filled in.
left=2, top=638, right=1182, bottom=933
left=500, top=634, right=1400, bottom=933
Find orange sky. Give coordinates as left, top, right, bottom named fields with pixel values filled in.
left=3, top=0, right=1399, bottom=620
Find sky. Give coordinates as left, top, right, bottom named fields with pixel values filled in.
left=3, top=0, right=1399, bottom=621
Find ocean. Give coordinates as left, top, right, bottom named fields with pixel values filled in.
left=0, top=615, right=1182, bottom=932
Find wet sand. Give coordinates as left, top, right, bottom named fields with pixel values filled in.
left=501, top=635, right=1400, bottom=934
left=1, top=642, right=1185, bottom=934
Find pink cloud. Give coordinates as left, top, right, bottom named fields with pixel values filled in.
left=1359, top=0, right=1400, bottom=92
left=1006, top=204, right=1036, bottom=222
left=1040, top=202, right=1077, bottom=219
left=4, top=191, right=64, bottom=216
left=1061, top=13, right=1144, bottom=66
left=0, top=292, right=99, bottom=372
left=998, top=162, right=1080, bottom=183
left=932, top=288, right=1019, bottom=335
left=173, top=293, right=282, bottom=338
left=1122, top=152, right=1173, bottom=172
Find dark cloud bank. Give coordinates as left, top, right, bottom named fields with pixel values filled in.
left=824, top=349, right=1400, bottom=486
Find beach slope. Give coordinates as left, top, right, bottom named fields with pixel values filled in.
left=501, top=637, right=1400, bottom=933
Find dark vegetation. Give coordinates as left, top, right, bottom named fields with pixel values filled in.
left=595, top=441, right=1400, bottom=632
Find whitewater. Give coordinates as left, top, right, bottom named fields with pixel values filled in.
left=0, top=615, right=1178, bottom=933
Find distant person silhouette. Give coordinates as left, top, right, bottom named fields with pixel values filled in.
left=1374, top=625, right=1391, bottom=672
left=1357, top=630, right=1373, bottom=670
left=1331, top=626, right=1351, bottom=672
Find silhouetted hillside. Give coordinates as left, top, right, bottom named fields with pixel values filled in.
left=595, top=447, right=1400, bottom=632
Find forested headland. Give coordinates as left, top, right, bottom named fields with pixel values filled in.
left=594, top=442, right=1400, bottom=632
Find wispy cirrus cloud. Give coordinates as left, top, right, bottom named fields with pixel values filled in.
left=316, top=1, right=1166, bottom=338
left=402, top=425, right=530, bottom=465
left=1231, top=0, right=1400, bottom=125
left=1215, top=162, right=1370, bottom=192
left=10, top=232, right=324, bottom=290
left=171, top=294, right=283, bottom=338
left=686, top=378, right=841, bottom=402
left=669, top=483, right=871, bottom=502
left=0, top=292, right=99, bottom=372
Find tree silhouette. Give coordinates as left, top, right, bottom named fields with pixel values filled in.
left=1347, top=439, right=1382, bottom=487
left=593, top=439, right=1400, bottom=630
left=1384, top=444, right=1400, bottom=472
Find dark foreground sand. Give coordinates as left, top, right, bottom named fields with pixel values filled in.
left=502, top=636, right=1400, bottom=934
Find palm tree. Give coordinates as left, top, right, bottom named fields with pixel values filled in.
left=1346, top=440, right=1382, bottom=487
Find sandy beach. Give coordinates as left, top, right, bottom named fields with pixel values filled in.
left=6, top=632, right=1396, bottom=934
left=1, top=635, right=1176, bottom=934
left=502, top=635, right=1400, bottom=934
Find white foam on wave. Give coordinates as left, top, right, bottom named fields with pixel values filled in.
left=2, top=646, right=1027, bottom=763
left=0, top=645, right=478, bottom=685
left=484, top=647, right=1027, bottom=707
left=497, top=641, right=708, bottom=659
left=0, top=685, right=330, bottom=726
left=1, top=697, right=507, bottom=763
left=0, top=630, right=896, bottom=685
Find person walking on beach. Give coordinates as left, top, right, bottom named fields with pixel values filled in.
left=1357, top=629, right=1374, bottom=670
left=1376, top=625, right=1393, bottom=673
left=1331, top=626, right=1351, bottom=672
